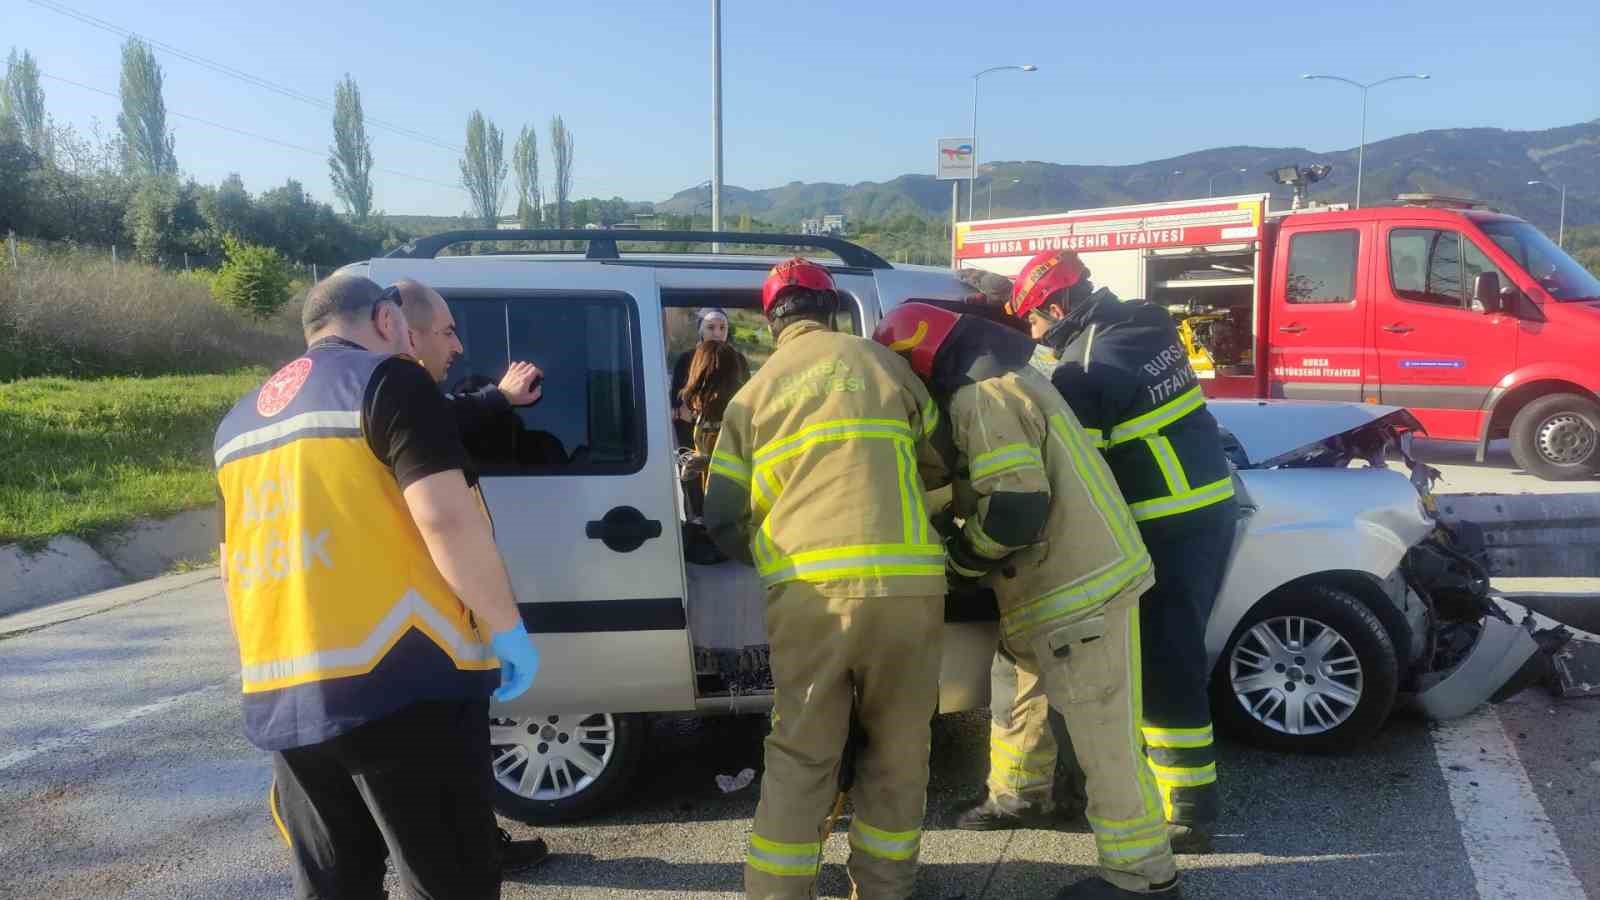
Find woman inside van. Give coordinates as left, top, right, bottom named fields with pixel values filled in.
left=678, top=339, right=748, bottom=520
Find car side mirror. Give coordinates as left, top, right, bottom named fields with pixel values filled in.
left=1473, top=272, right=1503, bottom=314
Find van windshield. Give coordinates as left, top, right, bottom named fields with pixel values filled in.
left=1477, top=221, right=1600, bottom=302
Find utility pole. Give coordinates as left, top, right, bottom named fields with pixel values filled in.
left=968, top=64, right=1036, bottom=221
left=1302, top=73, right=1430, bottom=209
left=710, top=0, right=724, bottom=252
left=1528, top=180, right=1567, bottom=248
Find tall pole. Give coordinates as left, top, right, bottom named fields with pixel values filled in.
left=1302, top=73, right=1429, bottom=209
left=950, top=180, right=959, bottom=270
left=710, top=0, right=723, bottom=250
left=968, top=79, right=980, bottom=221
left=1356, top=85, right=1368, bottom=209
left=1558, top=184, right=1566, bottom=248
left=968, top=64, right=1036, bottom=222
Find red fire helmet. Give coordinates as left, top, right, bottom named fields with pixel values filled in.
left=872, top=302, right=962, bottom=380
left=1008, top=249, right=1087, bottom=319
left=761, top=257, right=837, bottom=317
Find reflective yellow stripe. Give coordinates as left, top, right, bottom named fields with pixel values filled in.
left=970, top=443, right=1045, bottom=482
left=753, top=417, right=913, bottom=467
left=1129, top=475, right=1235, bottom=522
left=1142, top=725, right=1214, bottom=748
left=990, top=736, right=1054, bottom=788
left=965, top=518, right=1011, bottom=561
left=1126, top=601, right=1166, bottom=823
left=1148, top=761, right=1218, bottom=787
left=1088, top=811, right=1168, bottom=838
left=1002, top=552, right=1151, bottom=639
left=850, top=819, right=921, bottom=861
left=1082, top=427, right=1106, bottom=450
left=1146, top=436, right=1189, bottom=495
left=710, top=450, right=752, bottom=487
left=268, top=779, right=291, bottom=848
left=922, top=396, right=941, bottom=436
left=1106, top=386, right=1205, bottom=447
left=1047, top=414, right=1142, bottom=561
left=895, top=440, right=917, bottom=546
left=756, top=542, right=945, bottom=587
left=1096, top=830, right=1171, bottom=861
left=747, top=834, right=821, bottom=877
left=991, top=736, right=1056, bottom=764
left=752, top=468, right=779, bottom=515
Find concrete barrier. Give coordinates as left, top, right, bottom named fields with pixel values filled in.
left=0, top=510, right=218, bottom=617
left=1436, top=493, right=1600, bottom=578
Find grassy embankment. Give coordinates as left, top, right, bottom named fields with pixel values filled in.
left=0, top=245, right=302, bottom=547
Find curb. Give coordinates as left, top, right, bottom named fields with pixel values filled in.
left=0, top=509, right=218, bottom=618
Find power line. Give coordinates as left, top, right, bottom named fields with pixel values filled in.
left=17, top=66, right=465, bottom=194
left=23, top=0, right=465, bottom=154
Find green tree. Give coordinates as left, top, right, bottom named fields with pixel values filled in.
left=459, top=110, right=506, bottom=227
left=123, top=175, right=203, bottom=263
left=328, top=74, right=374, bottom=222
left=549, top=115, right=574, bottom=229
left=212, top=234, right=292, bottom=319
left=3, top=48, right=50, bottom=158
left=117, top=39, right=176, bottom=177
left=0, top=134, right=41, bottom=234
left=511, top=124, right=542, bottom=229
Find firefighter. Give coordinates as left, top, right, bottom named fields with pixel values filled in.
left=702, top=258, right=950, bottom=900
left=873, top=302, right=1178, bottom=899
left=1001, top=250, right=1240, bottom=852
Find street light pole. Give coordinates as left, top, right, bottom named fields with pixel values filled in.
left=1528, top=179, right=1567, bottom=248
left=1208, top=168, right=1248, bottom=198
left=969, top=64, right=1036, bottom=221
left=1302, top=73, right=1430, bottom=209
left=710, top=0, right=723, bottom=250
left=987, top=177, right=1020, bottom=218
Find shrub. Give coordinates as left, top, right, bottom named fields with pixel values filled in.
left=212, top=235, right=292, bottom=320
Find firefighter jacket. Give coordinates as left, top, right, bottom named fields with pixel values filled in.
left=1043, top=288, right=1235, bottom=536
left=947, top=368, right=1154, bottom=640
left=213, top=341, right=498, bottom=752
left=703, top=319, right=950, bottom=598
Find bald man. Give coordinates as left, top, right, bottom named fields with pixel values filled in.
left=393, top=279, right=544, bottom=439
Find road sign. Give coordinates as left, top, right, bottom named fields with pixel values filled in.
left=937, top=137, right=974, bottom=181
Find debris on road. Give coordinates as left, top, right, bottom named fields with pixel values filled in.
left=716, top=768, right=756, bottom=793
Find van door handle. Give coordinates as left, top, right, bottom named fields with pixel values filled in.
left=585, top=506, right=663, bottom=553
left=1278, top=323, right=1306, bottom=334
left=1382, top=323, right=1415, bottom=334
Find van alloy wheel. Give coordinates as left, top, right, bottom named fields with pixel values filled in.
left=490, top=713, right=618, bottom=800
left=1228, top=615, right=1364, bottom=736
left=1536, top=412, right=1597, bottom=467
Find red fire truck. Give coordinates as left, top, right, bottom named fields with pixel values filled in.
left=957, top=194, right=1600, bottom=480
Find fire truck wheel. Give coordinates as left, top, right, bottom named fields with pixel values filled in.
left=1509, top=393, right=1600, bottom=481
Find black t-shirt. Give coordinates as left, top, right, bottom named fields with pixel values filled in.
left=218, top=350, right=469, bottom=531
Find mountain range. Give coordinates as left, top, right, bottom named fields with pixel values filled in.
left=654, top=119, right=1599, bottom=232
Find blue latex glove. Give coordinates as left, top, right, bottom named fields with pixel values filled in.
left=490, top=621, right=540, bottom=703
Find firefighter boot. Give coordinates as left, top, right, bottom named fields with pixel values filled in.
left=1167, top=824, right=1212, bottom=854
left=954, top=795, right=1056, bottom=831
left=1054, top=876, right=1183, bottom=899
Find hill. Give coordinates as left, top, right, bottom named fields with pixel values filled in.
left=655, top=119, right=1600, bottom=234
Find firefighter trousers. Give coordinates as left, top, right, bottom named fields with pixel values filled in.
left=985, top=633, right=1058, bottom=813
left=1018, top=587, right=1177, bottom=892
left=744, top=583, right=944, bottom=900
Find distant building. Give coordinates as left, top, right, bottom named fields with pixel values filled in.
left=801, top=214, right=847, bottom=236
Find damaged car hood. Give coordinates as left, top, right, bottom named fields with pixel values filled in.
left=1209, top=400, right=1426, bottom=469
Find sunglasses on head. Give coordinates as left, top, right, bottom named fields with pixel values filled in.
left=372, top=285, right=403, bottom=323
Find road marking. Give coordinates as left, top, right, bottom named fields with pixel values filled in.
left=0, top=683, right=225, bottom=773
left=1432, top=704, right=1585, bottom=899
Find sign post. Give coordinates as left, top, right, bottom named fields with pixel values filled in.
left=937, top=138, right=974, bottom=270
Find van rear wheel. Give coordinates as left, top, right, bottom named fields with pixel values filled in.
left=1509, top=393, right=1600, bottom=481
left=489, top=711, right=647, bottom=825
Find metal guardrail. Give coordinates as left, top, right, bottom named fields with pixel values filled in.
left=1436, top=492, right=1600, bottom=579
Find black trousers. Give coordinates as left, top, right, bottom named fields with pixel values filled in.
left=1052, top=499, right=1237, bottom=825
left=270, top=699, right=501, bottom=900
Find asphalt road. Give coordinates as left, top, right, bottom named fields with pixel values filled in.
left=3, top=569, right=1597, bottom=900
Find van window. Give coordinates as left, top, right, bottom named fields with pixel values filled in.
left=1389, top=229, right=1463, bottom=307
left=1286, top=230, right=1358, bottom=304
left=444, top=294, right=644, bottom=475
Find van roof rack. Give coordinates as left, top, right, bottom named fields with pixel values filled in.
left=384, top=229, right=892, bottom=269
left=1395, top=193, right=1489, bottom=210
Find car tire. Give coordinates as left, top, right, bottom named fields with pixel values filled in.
left=1509, top=393, right=1600, bottom=481
left=1211, top=585, right=1399, bottom=753
left=488, top=711, right=648, bottom=825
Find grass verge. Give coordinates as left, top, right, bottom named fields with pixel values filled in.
left=0, top=370, right=262, bottom=549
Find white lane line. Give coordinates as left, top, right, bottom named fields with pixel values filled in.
left=1432, top=704, right=1585, bottom=899
left=0, top=683, right=225, bottom=773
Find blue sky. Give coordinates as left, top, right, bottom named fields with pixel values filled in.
left=9, top=0, right=1597, bottom=216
